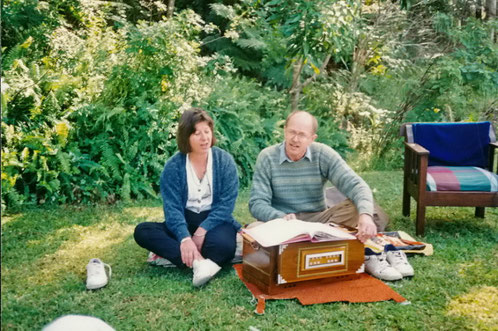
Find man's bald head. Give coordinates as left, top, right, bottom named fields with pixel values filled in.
left=285, top=111, right=318, bottom=134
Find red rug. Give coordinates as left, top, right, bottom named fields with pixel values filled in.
left=233, top=264, right=407, bottom=314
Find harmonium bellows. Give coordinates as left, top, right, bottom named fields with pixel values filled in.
left=242, top=235, right=364, bottom=294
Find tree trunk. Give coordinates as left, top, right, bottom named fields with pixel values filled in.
left=288, top=54, right=333, bottom=111
left=167, top=0, right=175, bottom=18
left=289, top=58, right=304, bottom=111
left=290, top=89, right=300, bottom=111
left=486, top=0, right=496, bottom=41
left=476, top=0, right=483, bottom=19
left=469, top=0, right=476, bottom=17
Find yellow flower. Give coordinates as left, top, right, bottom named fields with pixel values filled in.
left=371, top=64, right=387, bottom=75
left=20, top=36, right=33, bottom=49
left=55, top=122, right=69, bottom=139
left=161, top=79, right=169, bottom=92
left=21, top=147, right=29, bottom=161
left=310, top=62, right=320, bottom=75
left=433, top=108, right=440, bottom=113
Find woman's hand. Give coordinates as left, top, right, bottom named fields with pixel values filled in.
left=180, top=238, right=202, bottom=268
left=192, top=227, right=207, bottom=252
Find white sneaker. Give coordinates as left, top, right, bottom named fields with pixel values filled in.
left=192, top=259, right=221, bottom=287
left=365, top=253, right=403, bottom=281
left=86, top=258, right=111, bottom=290
left=386, top=250, right=414, bottom=277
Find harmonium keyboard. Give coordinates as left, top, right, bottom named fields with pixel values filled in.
left=242, top=234, right=364, bottom=294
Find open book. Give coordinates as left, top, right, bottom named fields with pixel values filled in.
left=242, top=218, right=356, bottom=247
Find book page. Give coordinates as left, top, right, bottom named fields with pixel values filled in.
left=243, top=218, right=355, bottom=247
left=305, top=221, right=356, bottom=242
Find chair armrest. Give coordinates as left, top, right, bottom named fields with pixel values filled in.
left=405, top=142, right=429, bottom=155
left=404, top=142, right=429, bottom=190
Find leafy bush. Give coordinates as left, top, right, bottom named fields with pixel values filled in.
left=351, top=6, right=497, bottom=169
left=3, top=0, right=497, bottom=212
left=1, top=8, right=231, bottom=211
left=203, top=75, right=289, bottom=187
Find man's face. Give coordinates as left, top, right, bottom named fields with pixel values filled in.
left=284, top=113, right=317, bottom=161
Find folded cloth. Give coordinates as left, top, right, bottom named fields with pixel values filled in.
left=147, top=252, right=176, bottom=267
left=365, top=231, right=433, bottom=256
left=426, top=166, right=498, bottom=192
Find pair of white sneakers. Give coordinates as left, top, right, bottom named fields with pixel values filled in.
left=86, top=256, right=221, bottom=288
left=86, top=258, right=112, bottom=290
left=364, top=250, right=414, bottom=281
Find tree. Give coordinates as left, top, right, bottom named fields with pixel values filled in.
left=265, top=0, right=360, bottom=110
left=485, top=0, right=496, bottom=41
left=210, top=0, right=360, bottom=110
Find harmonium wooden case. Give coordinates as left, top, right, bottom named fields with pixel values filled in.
left=242, top=235, right=365, bottom=294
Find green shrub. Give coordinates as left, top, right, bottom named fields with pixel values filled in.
left=203, top=75, right=289, bottom=187
left=1, top=9, right=228, bottom=210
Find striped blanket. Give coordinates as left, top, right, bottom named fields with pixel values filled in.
left=426, top=166, right=498, bottom=192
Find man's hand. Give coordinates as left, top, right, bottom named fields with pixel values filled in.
left=356, top=214, right=377, bottom=243
left=180, top=238, right=202, bottom=268
left=283, top=213, right=297, bottom=220
left=192, top=227, right=207, bottom=252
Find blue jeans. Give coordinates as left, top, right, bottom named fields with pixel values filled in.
left=134, top=209, right=237, bottom=267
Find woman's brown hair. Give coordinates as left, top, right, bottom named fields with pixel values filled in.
left=176, top=108, right=216, bottom=154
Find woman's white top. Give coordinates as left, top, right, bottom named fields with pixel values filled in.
left=185, top=149, right=213, bottom=213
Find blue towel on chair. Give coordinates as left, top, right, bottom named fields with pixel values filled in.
left=412, top=122, right=492, bottom=168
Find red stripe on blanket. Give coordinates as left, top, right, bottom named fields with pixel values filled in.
left=427, top=166, right=461, bottom=191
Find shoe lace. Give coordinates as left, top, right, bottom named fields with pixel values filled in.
left=377, top=253, right=391, bottom=269
left=88, top=262, right=112, bottom=279
left=390, top=251, right=408, bottom=265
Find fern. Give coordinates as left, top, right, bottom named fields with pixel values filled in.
left=209, top=3, right=236, bottom=20
left=120, top=173, right=131, bottom=202
left=234, top=37, right=266, bottom=51
left=55, top=151, right=71, bottom=174
left=100, top=142, right=122, bottom=180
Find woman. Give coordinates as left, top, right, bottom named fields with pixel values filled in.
left=134, top=108, right=241, bottom=286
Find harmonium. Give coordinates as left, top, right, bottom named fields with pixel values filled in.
left=242, top=234, right=365, bottom=295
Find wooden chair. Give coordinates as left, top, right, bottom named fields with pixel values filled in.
left=401, top=122, right=498, bottom=236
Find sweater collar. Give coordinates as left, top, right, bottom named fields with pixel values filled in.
left=279, top=142, right=312, bottom=164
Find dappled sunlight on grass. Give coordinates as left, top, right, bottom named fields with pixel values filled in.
left=446, top=286, right=498, bottom=329
left=1, top=214, right=20, bottom=226
left=26, top=222, right=134, bottom=287
left=457, top=252, right=498, bottom=276
left=122, top=206, right=163, bottom=222
left=2, top=190, right=496, bottom=329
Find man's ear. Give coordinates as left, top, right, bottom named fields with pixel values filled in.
left=311, top=134, right=318, bottom=141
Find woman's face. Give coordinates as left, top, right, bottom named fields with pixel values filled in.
left=189, top=121, right=212, bottom=154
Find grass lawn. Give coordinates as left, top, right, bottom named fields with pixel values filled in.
left=2, top=170, right=497, bottom=330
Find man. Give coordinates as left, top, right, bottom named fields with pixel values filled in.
left=249, top=111, right=413, bottom=280
left=249, top=110, right=377, bottom=242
